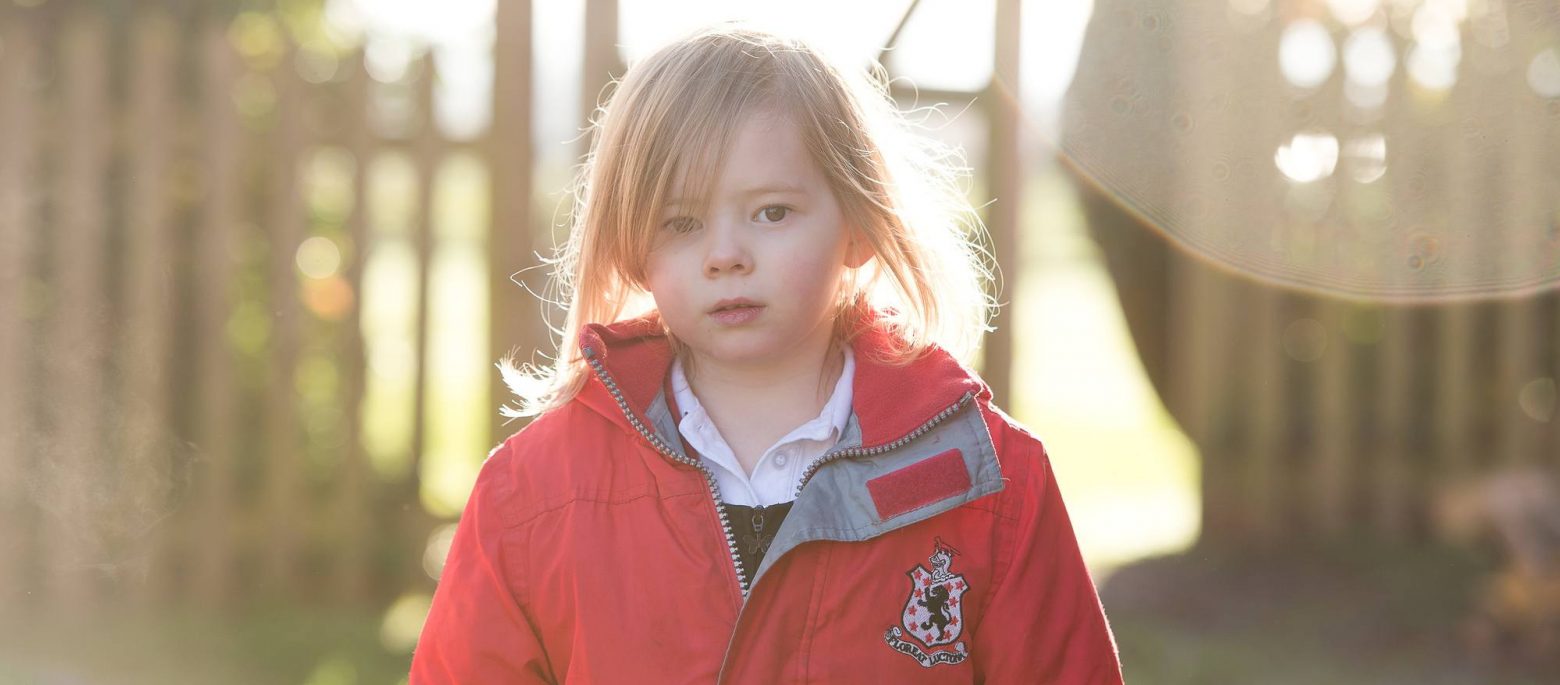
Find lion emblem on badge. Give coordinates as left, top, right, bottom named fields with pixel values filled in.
left=883, top=538, right=970, bottom=667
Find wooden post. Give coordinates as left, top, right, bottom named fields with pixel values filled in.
left=1430, top=33, right=1483, bottom=521
left=1373, top=33, right=1455, bottom=543
left=46, top=10, right=111, bottom=613
left=1165, top=0, right=1239, bottom=545
left=0, top=9, right=40, bottom=610
left=1310, top=296, right=1357, bottom=540
left=331, top=49, right=375, bottom=605
left=121, top=8, right=178, bottom=605
left=1376, top=303, right=1417, bottom=541
left=190, top=12, right=243, bottom=609
left=1495, top=74, right=1547, bottom=467
left=983, top=0, right=1020, bottom=408
left=399, top=51, right=442, bottom=594
left=1245, top=286, right=1288, bottom=548
left=1240, top=14, right=1295, bottom=548
left=581, top=0, right=620, bottom=136
left=490, top=0, right=535, bottom=445
left=261, top=39, right=307, bottom=598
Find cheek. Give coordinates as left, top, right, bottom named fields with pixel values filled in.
left=641, top=252, right=677, bottom=294
left=642, top=257, right=700, bottom=322
left=791, top=253, right=848, bottom=301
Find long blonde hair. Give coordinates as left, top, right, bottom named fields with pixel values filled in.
left=500, top=24, right=995, bottom=419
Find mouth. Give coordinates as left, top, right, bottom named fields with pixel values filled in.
left=708, top=299, right=763, bottom=314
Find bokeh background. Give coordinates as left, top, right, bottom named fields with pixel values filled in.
left=1, top=0, right=1558, bottom=682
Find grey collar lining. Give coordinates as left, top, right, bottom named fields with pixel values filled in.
left=643, top=387, right=1005, bottom=591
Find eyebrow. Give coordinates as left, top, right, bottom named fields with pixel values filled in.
left=665, top=183, right=807, bottom=207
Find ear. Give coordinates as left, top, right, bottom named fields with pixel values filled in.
left=844, top=235, right=874, bottom=269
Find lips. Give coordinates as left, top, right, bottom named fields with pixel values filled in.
left=708, top=298, right=763, bottom=313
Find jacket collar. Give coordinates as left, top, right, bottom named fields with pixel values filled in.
left=576, top=306, right=992, bottom=449
left=577, top=307, right=1006, bottom=593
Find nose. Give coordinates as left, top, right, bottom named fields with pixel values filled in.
left=702, top=221, right=752, bottom=277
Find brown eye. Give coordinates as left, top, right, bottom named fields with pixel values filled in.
left=662, top=217, right=700, bottom=233
left=758, top=206, right=791, bottom=223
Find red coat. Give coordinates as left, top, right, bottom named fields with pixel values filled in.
left=411, top=313, right=1124, bottom=683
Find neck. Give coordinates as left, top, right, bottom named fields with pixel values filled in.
left=683, top=337, right=844, bottom=412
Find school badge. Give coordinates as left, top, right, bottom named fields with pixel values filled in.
left=883, top=538, right=970, bottom=667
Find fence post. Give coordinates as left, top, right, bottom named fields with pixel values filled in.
left=122, top=7, right=178, bottom=606
left=331, top=49, right=375, bottom=605
left=190, top=11, right=243, bottom=609
left=46, top=9, right=112, bottom=614
left=982, top=0, right=1020, bottom=407
left=261, top=38, right=307, bottom=599
left=0, top=7, right=41, bottom=611
left=489, top=0, right=534, bottom=447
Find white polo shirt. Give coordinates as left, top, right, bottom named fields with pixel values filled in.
left=669, top=347, right=856, bottom=507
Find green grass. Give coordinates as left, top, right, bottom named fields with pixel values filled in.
left=0, top=604, right=412, bottom=685
left=1103, top=544, right=1557, bottom=685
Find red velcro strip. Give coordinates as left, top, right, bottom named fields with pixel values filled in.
left=865, top=448, right=970, bottom=520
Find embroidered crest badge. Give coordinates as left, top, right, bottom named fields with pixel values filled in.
left=883, top=538, right=970, bottom=667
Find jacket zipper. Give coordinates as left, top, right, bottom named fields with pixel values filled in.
left=586, top=346, right=980, bottom=682
left=793, top=390, right=977, bottom=498
left=583, top=350, right=751, bottom=598
left=716, top=389, right=977, bottom=684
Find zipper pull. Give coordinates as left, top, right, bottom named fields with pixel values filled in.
left=751, top=505, right=766, bottom=535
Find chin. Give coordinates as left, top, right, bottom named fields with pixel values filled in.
left=688, top=337, right=790, bottom=366
left=702, top=342, right=783, bottom=364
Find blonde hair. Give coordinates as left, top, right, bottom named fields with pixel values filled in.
left=500, top=24, right=995, bottom=419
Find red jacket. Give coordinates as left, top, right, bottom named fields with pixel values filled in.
left=411, top=313, right=1124, bottom=684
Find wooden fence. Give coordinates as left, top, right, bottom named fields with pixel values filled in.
left=0, top=2, right=544, bottom=613
left=1064, top=0, right=1560, bottom=549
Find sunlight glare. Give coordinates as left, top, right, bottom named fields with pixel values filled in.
left=1343, top=26, right=1396, bottom=88
left=1326, top=0, right=1381, bottom=26
left=1275, top=131, right=1340, bottom=183
left=1279, top=20, right=1336, bottom=89
left=1528, top=48, right=1560, bottom=98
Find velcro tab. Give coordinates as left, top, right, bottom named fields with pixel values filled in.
left=865, top=448, right=971, bottom=520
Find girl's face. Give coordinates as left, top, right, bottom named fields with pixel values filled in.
left=644, top=110, right=867, bottom=372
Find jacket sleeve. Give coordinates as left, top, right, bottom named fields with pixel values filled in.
left=971, top=438, right=1124, bottom=684
left=409, top=444, right=555, bottom=684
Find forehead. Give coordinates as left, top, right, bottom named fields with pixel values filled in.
left=666, top=109, right=824, bottom=205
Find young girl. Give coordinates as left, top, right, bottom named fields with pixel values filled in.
left=411, top=24, right=1122, bottom=684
